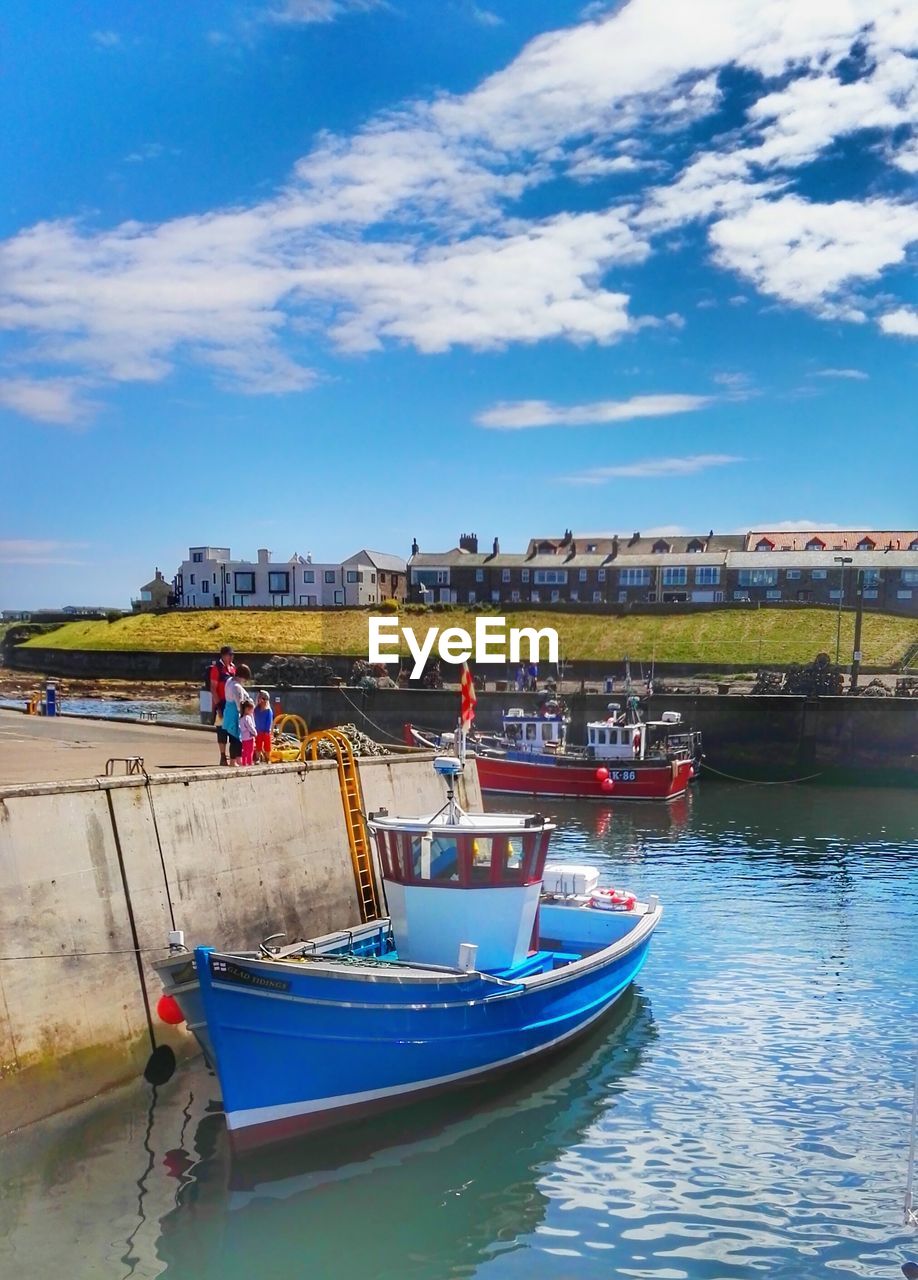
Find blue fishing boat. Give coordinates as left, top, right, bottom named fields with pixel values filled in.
left=155, top=758, right=662, bottom=1151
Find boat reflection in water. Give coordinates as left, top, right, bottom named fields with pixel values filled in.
left=154, top=987, right=655, bottom=1279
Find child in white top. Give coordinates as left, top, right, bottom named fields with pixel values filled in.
left=239, top=698, right=257, bottom=766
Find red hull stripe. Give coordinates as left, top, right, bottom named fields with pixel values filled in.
left=475, top=757, right=693, bottom=801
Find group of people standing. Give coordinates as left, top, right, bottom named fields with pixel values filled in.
left=209, top=646, right=274, bottom=766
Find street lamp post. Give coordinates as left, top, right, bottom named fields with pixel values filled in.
left=834, top=556, right=852, bottom=664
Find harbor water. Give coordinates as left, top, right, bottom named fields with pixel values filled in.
left=1, top=781, right=916, bottom=1279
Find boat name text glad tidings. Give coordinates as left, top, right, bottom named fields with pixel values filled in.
left=368, top=616, right=559, bottom=679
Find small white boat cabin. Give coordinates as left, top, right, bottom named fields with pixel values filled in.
left=367, top=759, right=554, bottom=972
left=501, top=706, right=568, bottom=755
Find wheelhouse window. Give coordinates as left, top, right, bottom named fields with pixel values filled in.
left=376, top=828, right=548, bottom=888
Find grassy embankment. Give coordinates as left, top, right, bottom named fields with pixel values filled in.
left=19, top=607, right=917, bottom=667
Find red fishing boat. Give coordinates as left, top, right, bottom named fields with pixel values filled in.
left=406, top=698, right=702, bottom=802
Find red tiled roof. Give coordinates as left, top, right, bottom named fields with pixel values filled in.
left=747, top=530, right=918, bottom=551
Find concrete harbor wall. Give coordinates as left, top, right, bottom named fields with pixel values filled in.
left=272, top=687, right=918, bottom=783
left=0, top=754, right=481, bottom=1134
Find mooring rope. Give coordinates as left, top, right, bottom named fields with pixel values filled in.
left=700, top=761, right=825, bottom=785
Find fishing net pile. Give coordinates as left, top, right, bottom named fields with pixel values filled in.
left=752, top=654, right=843, bottom=696
left=257, top=655, right=336, bottom=686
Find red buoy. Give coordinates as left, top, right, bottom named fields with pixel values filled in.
left=601, top=778, right=615, bottom=793
left=595, top=767, right=609, bottom=782
left=156, top=994, right=185, bottom=1025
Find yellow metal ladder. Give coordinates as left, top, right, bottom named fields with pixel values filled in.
left=302, top=729, right=381, bottom=923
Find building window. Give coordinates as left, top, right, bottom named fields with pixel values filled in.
left=531, top=591, right=540, bottom=603
left=897, top=589, right=913, bottom=599
left=786, top=569, right=801, bottom=580
left=805, top=538, right=826, bottom=550
left=570, top=590, right=579, bottom=602
left=901, top=570, right=918, bottom=585
left=521, top=569, right=530, bottom=583
left=811, top=569, right=827, bottom=580
left=594, top=591, right=604, bottom=603
left=597, top=569, right=605, bottom=582
left=909, top=540, right=918, bottom=552
left=578, top=569, right=587, bottom=581
left=412, top=569, right=448, bottom=587
left=510, top=591, right=520, bottom=603
left=534, top=570, right=568, bottom=585
left=202, top=580, right=210, bottom=593
left=346, top=570, right=358, bottom=583
left=586, top=543, right=597, bottom=553
left=551, top=590, right=561, bottom=603
left=324, top=570, right=336, bottom=584
left=619, top=569, right=650, bottom=587
left=766, top=589, right=781, bottom=599
left=224, top=571, right=230, bottom=583
left=733, top=591, right=750, bottom=601
left=502, top=569, right=511, bottom=583
left=754, top=539, right=774, bottom=552
left=468, top=591, right=476, bottom=604
left=862, top=570, right=881, bottom=587
left=862, top=589, right=878, bottom=599
left=652, top=540, right=670, bottom=553
left=189, top=574, right=195, bottom=585
left=662, top=567, right=687, bottom=586
left=476, top=569, right=484, bottom=582
left=192, top=552, right=203, bottom=563
left=234, top=572, right=255, bottom=594
left=687, top=539, right=705, bottom=553
left=828, top=589, right=842, bottom=599
left=695, top=567, right=720, bottom=585
left=738, top=569, right=778, bottom=587
left=269, top=571, right=290, bottom=594
left=303, top=570, right=315, bottom=584
left=857, top=538, right=875, bottom=550
left=491, top=590, right=500, bottom=603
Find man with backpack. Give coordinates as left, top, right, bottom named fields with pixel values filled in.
left=208, top=645, right=236, bottom=766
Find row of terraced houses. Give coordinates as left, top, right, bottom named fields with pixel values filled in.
left=407, top=530, right=918, bottom=616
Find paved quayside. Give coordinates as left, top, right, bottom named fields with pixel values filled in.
left=0, top=708, right=215, bottom=784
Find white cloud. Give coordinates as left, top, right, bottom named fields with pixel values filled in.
left=565, top=453, right=744, bottom=482
left=0, top=377, right=97, bottom=425
left=878, top=307, right=918, bottom=336
left=469, top=5, right=503, bottom=27
left=810, top=367, right=869, bottom=380
left=91, top=31, right=121, bottom=48
left=0, top=539, right=89, bottom=565
left=476, top=391, right=713, bottom=429
left=264, top=0, right=382, bottom=24
left=3, top=0, right=918, bottom=421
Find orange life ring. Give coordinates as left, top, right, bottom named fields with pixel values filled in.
left=589, top=887, right=636, bottom=911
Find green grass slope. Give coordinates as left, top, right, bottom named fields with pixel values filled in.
left=19, top=607, right=917, bottom=667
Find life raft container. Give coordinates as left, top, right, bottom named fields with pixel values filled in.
left=589, top=887, right=637, bottom=911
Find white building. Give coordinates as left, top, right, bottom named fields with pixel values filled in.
left=173, top=546, right=405, bottom=608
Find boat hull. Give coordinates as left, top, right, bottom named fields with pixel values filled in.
left=475, top=753, right=693, bottom=801
left=193, top=911, right=658, bottom=1150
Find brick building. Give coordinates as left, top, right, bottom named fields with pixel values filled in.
left=408, top=530, right=918, bottom=617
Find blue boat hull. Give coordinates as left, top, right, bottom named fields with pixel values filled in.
left=194, top=915, right=657, bottom=1150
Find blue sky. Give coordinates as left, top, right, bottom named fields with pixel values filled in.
left=1, top=0, right=916, bottom=608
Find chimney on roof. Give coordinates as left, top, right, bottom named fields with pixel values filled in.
left=562, top=528, right=572, bottom=544
left=459, top=532, right=479, bottom=553
left=492, top=536, right=500, bottom=556
left=611, top=535, right=620, bottom=559
left=257, top=548, right=270, bottom=564
left=411, top=537, right=419, bottom=556
left=629, top=531, right=640, bottom=545
left=708, top=529, right=713, bottom=539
